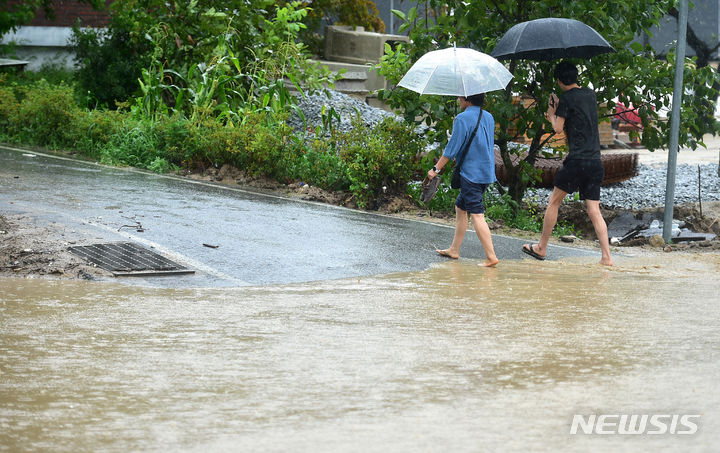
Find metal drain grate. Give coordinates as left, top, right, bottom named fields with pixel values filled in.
left=69, top=242, right=195, bottom=277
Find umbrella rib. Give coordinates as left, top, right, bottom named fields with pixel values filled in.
left=458, top=60, right=466, bottom=97
left=420, top=63, right=443, bottom=95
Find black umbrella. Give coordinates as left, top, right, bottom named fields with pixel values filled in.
left=491, top=18, right=615, bottom=61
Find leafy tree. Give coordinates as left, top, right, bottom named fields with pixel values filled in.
left=71, top=0, right=321, bottom=114
left=378, top=0, right=720, bottom=207
left=70, top=14, right=152, bottom=108
left=71, top=0, right=268, bottom=108
left=107, top=0, right=272, bottom=80
left=0, top=0, right=104, bottom=37
left=132, top=1, right=339, bottom=124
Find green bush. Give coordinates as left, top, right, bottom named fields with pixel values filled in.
left=99, top=119, right=157, bottom=168
left=154, top=116, right=195, bottom=168
left=292, top=138, right=350, bottom=191
left=484, top=189, right=576, bottom=236
left=14, top=81, right=81, bottom=148
left=338, top=116, right=425, bottom=208
left=96, top=117, right=176, bottom=173
left=0, top=80, right=20, bottom=140
left=73, top=109, right=127, bottom=158
left=70, top=12, right=152, bottom=108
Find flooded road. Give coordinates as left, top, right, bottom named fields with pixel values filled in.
left=2, top=255, right=719, bottom=452
left=0, top=145, right=596, bottom=287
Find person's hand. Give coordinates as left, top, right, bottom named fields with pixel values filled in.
left=547, top=93, right=558, bottom=116
left=549, top=92, right=558, bottom=109
left=546, top=93, right=558, bottom=122
left=427, top=168, right=438, bottom=180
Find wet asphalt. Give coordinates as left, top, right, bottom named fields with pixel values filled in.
left=0, top=145, right=598, bottom=286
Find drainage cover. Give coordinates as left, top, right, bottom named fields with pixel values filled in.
left=69, top=242, right=195, bottom=277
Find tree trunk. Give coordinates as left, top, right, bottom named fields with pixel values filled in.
left=497, top=130, right=545, bottom=212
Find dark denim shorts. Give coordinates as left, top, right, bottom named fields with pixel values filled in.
left=553, top=158, right=604, bottom=201
left=455, top=177, right=489, bottom=214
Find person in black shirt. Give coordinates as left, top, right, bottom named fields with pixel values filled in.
left=522, top=61, right=613, bottom=266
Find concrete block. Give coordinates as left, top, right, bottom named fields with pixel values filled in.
left=324, top=25, right=409, bottom=64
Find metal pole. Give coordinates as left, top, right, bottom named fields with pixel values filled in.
left=390, top=0, right=394, bottom=33
left=663, top=0, right=689, bottom=243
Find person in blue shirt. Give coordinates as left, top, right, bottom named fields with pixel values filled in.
left=426, top=93, right=499, bottom=267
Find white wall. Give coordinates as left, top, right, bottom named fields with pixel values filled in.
left=1, top=26, right=78, bottom=70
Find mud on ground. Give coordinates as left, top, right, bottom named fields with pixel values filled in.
left=0, top=213, right=112, bottom=280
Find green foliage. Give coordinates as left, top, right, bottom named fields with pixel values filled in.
left=0, top=64, right=76, bottom=86
left=0, top=77, right=19, bottom=139
left=110, top=0, right=270, bottom=76
left=378, top=0, right=720, bottom=209
left=336, top=116, right=426, bottom=208
left=70, top=20, right=151, bottom=108
left=10, top=81, right=82, bottom=148
left=73, top=109, right=127, bottom=158
left=232, top=114, right=300, bottom=180
left=133, top=1, right=339, bottom=125
left=68, top=0, right=273, bottom=113
left=484, top=189, right=538, bottom=230
left=484, top=189, right=576, bottom=236
left=99, top=120, right=159, bottom=168
left=292, top=138, right=350, bottom=191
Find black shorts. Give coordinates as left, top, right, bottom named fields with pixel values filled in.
left=553, top=158, right=604, bottom=201
left=455, top=177, right=489, bottom=214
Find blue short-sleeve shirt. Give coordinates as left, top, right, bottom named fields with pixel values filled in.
left=442, top=106, right=497, bottom=184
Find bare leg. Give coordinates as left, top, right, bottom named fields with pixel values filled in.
left=586, top=200, right=613, bottom=266
left=523, top=187, right=568, bottom=258
left=470, top=213, right=499, bottom=267
left=436, top=205, right=468, bottom=259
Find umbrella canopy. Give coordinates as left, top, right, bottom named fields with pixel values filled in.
left=491, top=18, right=615, bottom=61
left=397, top=47, right=513, bottom=97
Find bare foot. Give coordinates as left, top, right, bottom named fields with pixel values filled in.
left=478, top=259, right=499, bottom=268
left=436, top=249, right=459, bottom=259
left=599, top=258, right=614, bottom=266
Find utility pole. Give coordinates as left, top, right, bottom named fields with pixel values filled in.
left=663, top=0, right=688, bottom=243
left=390, top=0, right=394, bottom=33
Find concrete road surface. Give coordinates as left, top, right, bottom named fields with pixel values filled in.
left=0, top=145, right=598, bottom=286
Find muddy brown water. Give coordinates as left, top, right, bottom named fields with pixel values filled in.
left=1, top=254, right=719, bottom=452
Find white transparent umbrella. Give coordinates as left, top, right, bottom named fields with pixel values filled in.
left=397, top=46, right=513, bottom=96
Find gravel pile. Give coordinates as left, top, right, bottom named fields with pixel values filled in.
left=526, top=163, right=720, bottom=208
left=288, top=90, right=401, bottom=134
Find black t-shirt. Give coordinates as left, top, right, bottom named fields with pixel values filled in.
left=555, top=87, right=601, bottom=160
